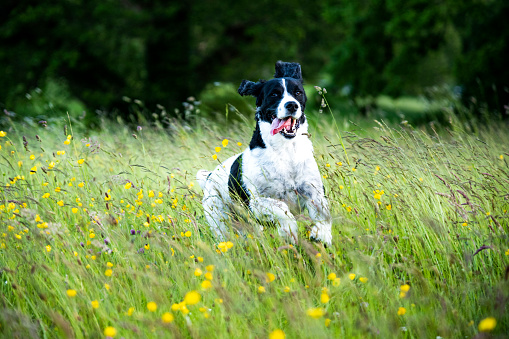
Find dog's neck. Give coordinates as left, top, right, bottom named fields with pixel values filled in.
left=249, top=121, right=266, bottom=150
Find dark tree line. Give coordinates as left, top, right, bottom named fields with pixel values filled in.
left=1, top=0, right=508, bottom=119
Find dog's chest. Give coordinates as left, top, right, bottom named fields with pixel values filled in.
left=243, top=138, right=316, bottom=204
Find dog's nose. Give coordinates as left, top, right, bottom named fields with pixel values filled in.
left=285, top=101, right=299, bottom=113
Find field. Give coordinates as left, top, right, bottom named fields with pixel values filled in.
left=1, top=100, right=508, bottom=338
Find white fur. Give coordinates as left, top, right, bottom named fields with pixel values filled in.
left=277, top=79, right=302, bottom=119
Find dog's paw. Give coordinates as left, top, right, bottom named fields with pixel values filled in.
left=310, top=223, right=332, bottom=246
left=278, top=219, right=299, bottom=244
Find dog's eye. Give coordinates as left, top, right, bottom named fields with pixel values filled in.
left=295, top=91, right=302, bottom=96
left=271, top=92, right=279, bottom=97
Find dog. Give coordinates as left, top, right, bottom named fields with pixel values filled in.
left=196, top=61, right=332, bottom=244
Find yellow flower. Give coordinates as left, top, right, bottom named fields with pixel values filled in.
left=42, top=193, right=50, bottom=199
left=386, top=204, right=392, bottom=210
left=77, top=159, right=84, bottom=165
left=258, top=286, right=266, bottom=293
left=72, top=208, right=78, bottom=214
left=269, top=329, right=285, bottom=339
left=327, top=273, right=337, bottom=280
left=30, top=166, right=37, bottom=174
left=91, top=300, right=99, bottom=309
left=266, top=272, right=276, bottom=283
left=215, top=146, right=221, bottom=152
left=325, top=318, right=331, bottom=327
left=105, top=269, right=113, bottom=277
left=359, top=277, right=368, bottom=283
left=89, top=233, right=95, bottom=239
left=212, top=154, right=217, bottom=160
left=57, top=200, right=64, bottom=207
left=184, top=290, right=201, bottom=305
left=64, top=139, right=70, bottom=145
left=194, top=268, right=203, bottom=276
left=206, top=265, right=215, bottom=272
left=348, top=274, right=356, bottom=280
left=162, top=312, right=174, bottom=323
left=237, top=142, right=242, bottom=146
left=333, top=278, right=341, bottom=287
left=147, top=301, right=157, bottom=312
left=201, top=280, right=212, bottom=289
left=499, top=155, right=504, bottom=160
left=320, top=293, right=330, bottom=304
left=185, top=230, right=192, bottom=237
left=0, top=131, right=6, bottom=137
left=306, top=308, right=325, bottom=319
left=30, top=154, right=35, bottom=160
left=78, top=182, right=84, bottom=188
left=400, top=284, right=410, bottom=292
left=107, top=262, right=113, bottom=267
left=397, top=307, right=406, bottom=315
left=46, top=245, right=51, bottom=252
left=204, top=272, right=213, bottom=280
left=478, top=317, right=497, bottom=332
left=419, top=177, right=423, bottom=182
left=66, top=289, right=77, bottom=297
left=222, top=139, right=229, bottom=147
left=336, top=162, right=342, bottom=166
left=127, top=307, right=134, bottom=316
left=284, top=286, right=291, bottom=293
left=104, top=326, right=117, bottom=337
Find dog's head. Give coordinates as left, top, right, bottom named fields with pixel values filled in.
left=238, top=61, right=307, bottom=144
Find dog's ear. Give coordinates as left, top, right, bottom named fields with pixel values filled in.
left=238, top=80, right=262, bottom=96
left=238, top=80, right=265, bottom=106
left=274, top=61, right=302, bottom=81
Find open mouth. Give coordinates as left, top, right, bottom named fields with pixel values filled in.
left=270, top=116, right=300, bottom=138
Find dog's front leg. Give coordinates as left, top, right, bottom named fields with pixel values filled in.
left=301, top=183, right=332, bottom=245
left=249, top=197, right=298, bottom=243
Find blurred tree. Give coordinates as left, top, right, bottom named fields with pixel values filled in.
left=451, top=0, right=509, bottom=117
left=190, top=0, right=337, bottom=87
left=324, top=0, right=451, bottom=103
left=0, top=0, right=337, bottom=119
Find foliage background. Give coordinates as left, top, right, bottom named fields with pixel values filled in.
left=1, top=0, right=508, bottom=124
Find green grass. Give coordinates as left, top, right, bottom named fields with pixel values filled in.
left=0, top=105, right=508, bottom=338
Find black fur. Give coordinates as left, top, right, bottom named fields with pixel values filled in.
left=274, top=61, right=302, bottom=80
left=249, top=121, right=266, bottom=150
left=228, top=154, right=250, bottom=205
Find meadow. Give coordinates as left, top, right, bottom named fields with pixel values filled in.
left=0, top=94, right=508, bottom=338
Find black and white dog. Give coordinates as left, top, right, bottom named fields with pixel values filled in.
left=197, top=61, right=332, bottom=244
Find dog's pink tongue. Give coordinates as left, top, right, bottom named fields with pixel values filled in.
left=270, top=118, right=292, bottom=136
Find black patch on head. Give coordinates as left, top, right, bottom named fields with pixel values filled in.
left=274, top=61, right=302, bottom=80
left=228, top=154, right=250, bottom=206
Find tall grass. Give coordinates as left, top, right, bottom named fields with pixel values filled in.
left=0, top=106, right=508, bottom=338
